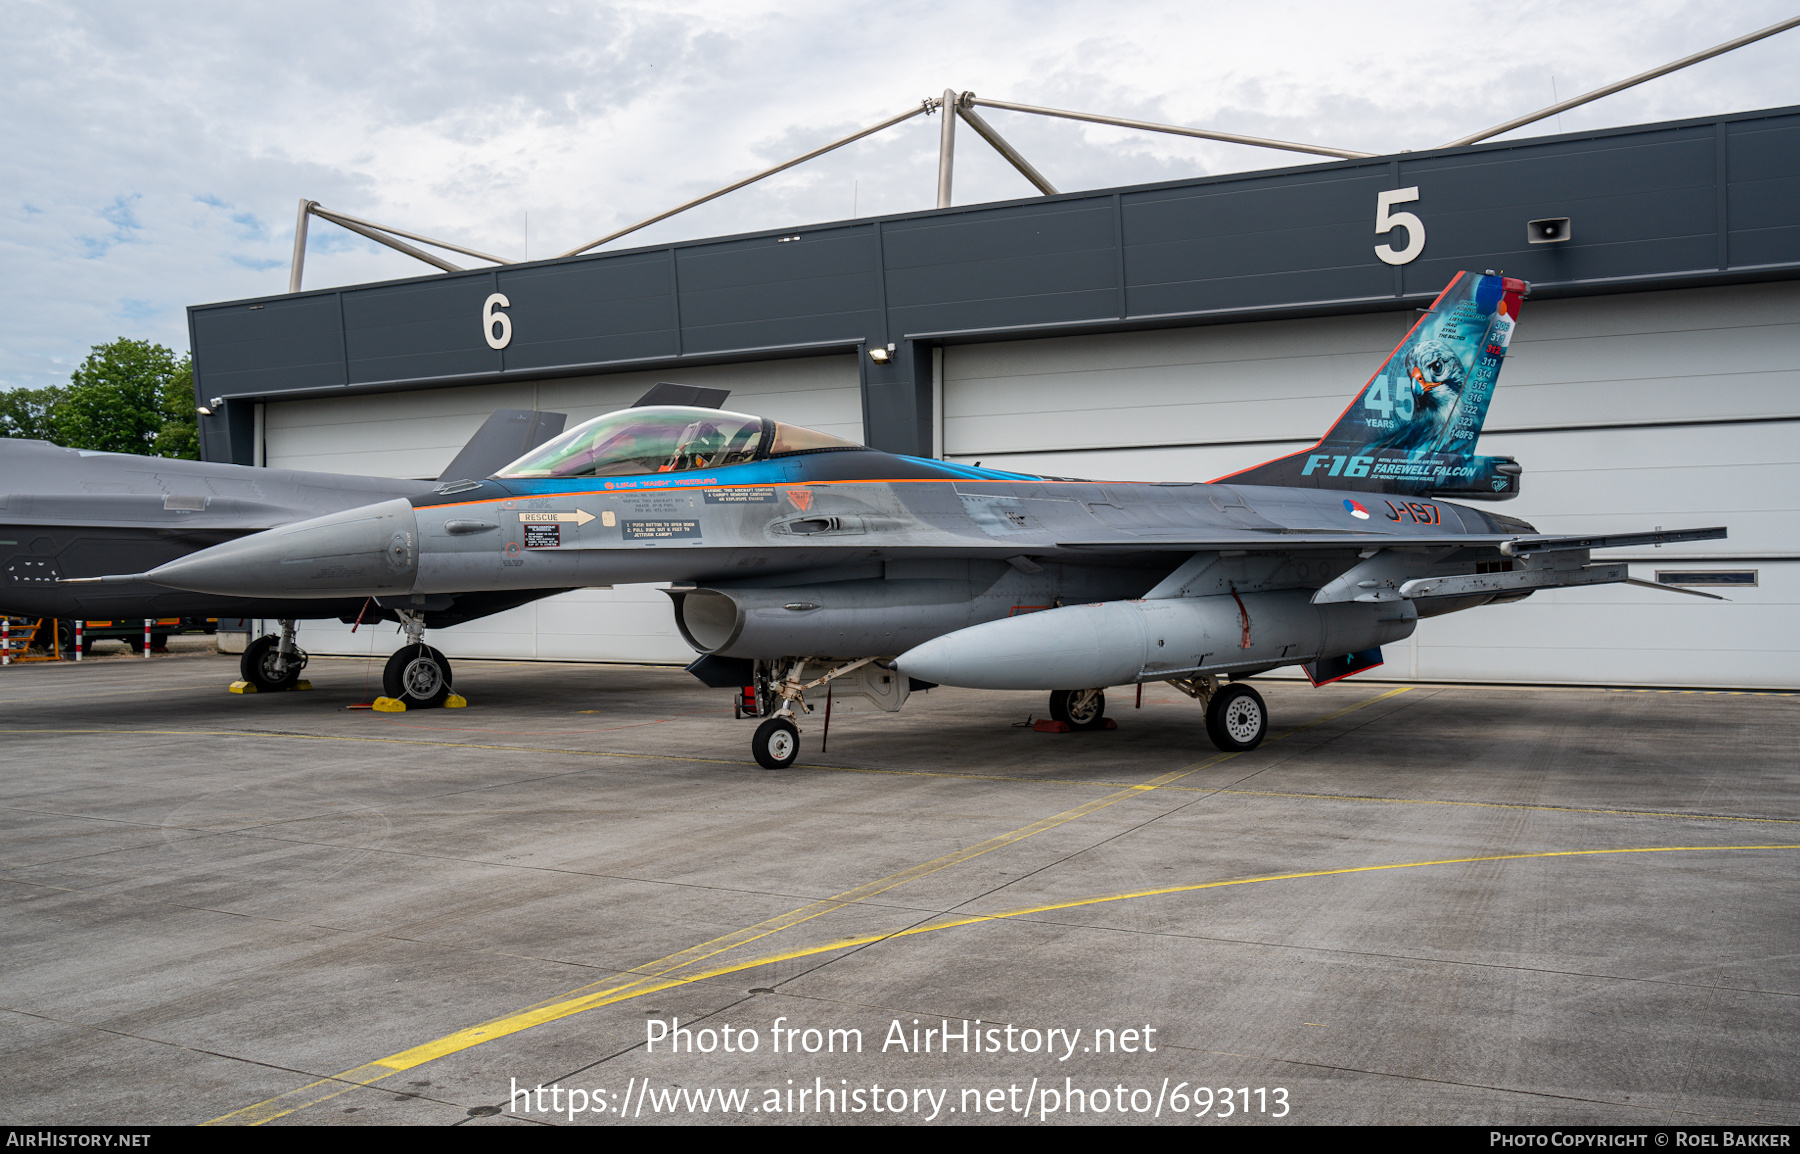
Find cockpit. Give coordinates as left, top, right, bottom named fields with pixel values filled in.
left=495, top=406, right=864, bottom=479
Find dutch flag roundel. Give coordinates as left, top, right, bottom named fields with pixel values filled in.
left=1343, top=498, right=1370, bottom=520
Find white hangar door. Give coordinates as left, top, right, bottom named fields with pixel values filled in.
left=258, top=354, right=863, bottom=665
left=940, top=282, right=1799, bottom=689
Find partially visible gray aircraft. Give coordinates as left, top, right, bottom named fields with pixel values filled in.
left=4, top=406, right=571, bottom=695
left=83, top=273, right=1726, bottom=764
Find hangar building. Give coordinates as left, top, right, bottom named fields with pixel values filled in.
left=190, top=105, right=1800, bottom=689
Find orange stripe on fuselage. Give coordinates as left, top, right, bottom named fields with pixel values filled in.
left=419, top=476, right=1128, bottom=512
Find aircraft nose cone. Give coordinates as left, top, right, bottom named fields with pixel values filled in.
left=139, top=497, right=421, bottom=598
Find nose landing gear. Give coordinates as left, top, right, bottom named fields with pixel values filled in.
left=743, top=656, right=881, bottom=768
left=752, top=716, right=800, bottom=769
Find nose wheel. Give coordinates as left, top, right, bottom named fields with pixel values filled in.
left=752, top=716, right=800, bottom=769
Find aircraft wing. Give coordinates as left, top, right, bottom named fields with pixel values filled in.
left=1054, top=526, right=1727, bottom=553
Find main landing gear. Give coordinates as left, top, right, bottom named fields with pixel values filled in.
left=744, top=656, right=883, bottom=769
left=236, top=620, right=309, bottom=692
left=1047, top=688, right=1107, bottom=731
left=383, top=643, right=453, bottom=708
left=733, top=661, right=1270, bottom=770
left=373, top=610, right=461, bottom=711
left=1167, top=675, right=1269, bottom=751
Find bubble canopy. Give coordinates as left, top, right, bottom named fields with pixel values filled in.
left=494, top=406, right=863, bottom=479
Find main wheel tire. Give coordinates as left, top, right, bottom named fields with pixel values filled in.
left=1205, top=683, right=1268, bottom=752
left=752, top=716, right=800, bottom=769
left=382, top=643, right=452, bottom=708
left=240, top=634, right=306, bottom=692
left=1049, top=688, right=1107, bottom=731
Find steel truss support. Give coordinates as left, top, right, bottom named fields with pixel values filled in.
left=289, top=91, right=1372, bottom=281
left=288, top=199, right=313, bottom=293
left=969, top=96, right=1374, bottom=159
left=560, top=100, right=940, bottom=258
left=310, top=206, right=515, bottom=266
left=1443, top=15, right=1800, bottom=148
left=937, top=88, right=959, bottom=208
left=956, top=97, right=1058, bottom=195
left=286, top=202, right=517, bottom=292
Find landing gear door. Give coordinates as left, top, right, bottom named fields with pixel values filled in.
left=810, top=661, right=911, bottom=713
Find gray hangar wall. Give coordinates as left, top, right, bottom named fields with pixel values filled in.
left=190, top=105, right=1800, bottom=687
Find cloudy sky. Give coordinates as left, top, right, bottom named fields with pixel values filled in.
left=3, top=0, right=1795, bottom=391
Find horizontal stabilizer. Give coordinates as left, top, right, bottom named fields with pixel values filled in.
left=1400, top=563, right=1628, bottom=600
left=1623, top=577, right=1726, bottom=601
left=1399, top=563, right=1724, bottom=602
left=1501, top=526, right=1728, bottom=555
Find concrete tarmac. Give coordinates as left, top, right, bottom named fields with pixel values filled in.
left=2, top=647, right=1796, bottom=1126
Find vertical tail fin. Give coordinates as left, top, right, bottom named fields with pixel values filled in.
left=438, top=409, right=568, bottom=482
left=1217, top=271, right=1528, bottom=500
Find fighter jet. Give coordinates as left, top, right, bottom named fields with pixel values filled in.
left=9, top=407, right=570, bottom=698
left=85, top=272, right=1725, bottom=765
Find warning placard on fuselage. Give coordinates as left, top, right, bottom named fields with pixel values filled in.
left=703, top=487, right=778, bottom=504
left=622, top=520, right=702, bottom=540
left=523, top=523, right=561, bottom=548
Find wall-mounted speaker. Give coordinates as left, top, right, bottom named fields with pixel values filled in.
left=1528, top=217, right=1572, bottom=244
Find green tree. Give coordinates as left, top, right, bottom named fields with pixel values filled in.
left=0, top=384, right=68, bottom=441
left=152, top=355, right=200, bottom=459
left=37, top=338, right=199, bottom=459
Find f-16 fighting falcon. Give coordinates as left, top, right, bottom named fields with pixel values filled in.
left=79, top=272, right=1726, bottom=767
left=9, top=408, right=570, bottom=697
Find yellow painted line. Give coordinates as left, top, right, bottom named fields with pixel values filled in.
left=1602, top=688, right=1798, bottom=697
left=796, top=766, right=1800, bottom=827
left=206, top=840, right=1799, bottom=1125
left=615, top=844, right=1800, bottom=975
left=0, top=728, right=780, bottom=771
left=888, top=844, right=1800, bottom=935
left=1216, top=788, right=1800, bottom=826
left=207, top=689, right=1410, bottom=1124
